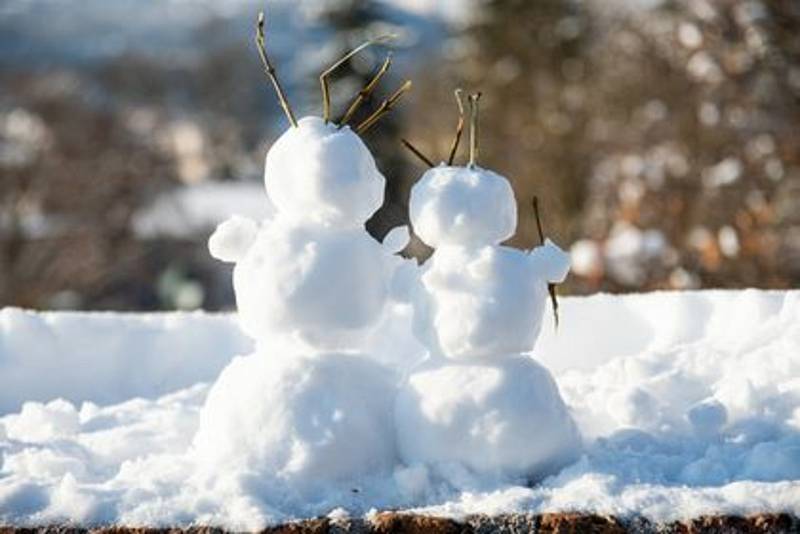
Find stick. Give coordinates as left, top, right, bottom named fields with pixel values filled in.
left=320, top=34, right=394, bottom=124
left=339, top=53, right=393, bottom=127
left=532, top=196, right=545, bottom=244
left=401, top=138, right=434, bottom=168
left=355, top=80, right=412, bottom=134
left=467, top=92, right=481, bottom=167
left=532, top=196, right=560, bottom=329
left=255, top=11, right=297, bottom=128
left=447, top=89, right=466, bottom=165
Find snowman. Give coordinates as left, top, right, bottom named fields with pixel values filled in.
left=395, top=93, right=581, bottom=484
left=193, top=12, right=412, bottom=498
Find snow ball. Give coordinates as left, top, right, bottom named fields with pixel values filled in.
left=193, top=351, right=397, bottom=494
left=208, top=215, right=259, bottom=263
left=5, top=399, right=79, bottom=443
left=409, top=165, right=517, bottom=248
left=413, top=244, right=568, bottom=359
left=232, top=216, right=390, bottom=348
left=264, top=116, right=384, bottom=226
left=395, top=356, right=580, bottom=481
left=606, top=387, right=660, bottom=429
left=687, top=398, right=727, bottom=436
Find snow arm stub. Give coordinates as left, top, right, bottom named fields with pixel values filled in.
left=208, top=215, right=259, bottom=263
left=529, top=239, right=571, bottom=284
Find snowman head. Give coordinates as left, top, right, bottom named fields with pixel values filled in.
left=405, top=92, right=517, bottom=248
left=253, top=12, right=410, bottom=227
left=265, top=117, right=384, bottom=226
left=410, top=165, right=517, bottom=248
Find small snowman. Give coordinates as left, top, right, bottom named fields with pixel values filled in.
left=194, top=12, right=411, bottom=497
left=395, top=92, right=581, bottom=484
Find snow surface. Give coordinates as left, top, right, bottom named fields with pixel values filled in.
left=1, top=290, right=798, bottom=527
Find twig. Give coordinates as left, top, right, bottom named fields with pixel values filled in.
left=320, top=34, right=394, bottom=124
left=447, top=89, right=466, bottom=166
left=468, top=92, right=482, bottom=167
left=401, top=138, right=434, bottom=168
left=255, top=11, right=297, bottom=128
left=355, top=80, right=412, bottom=134
left=532, top=196, right=560, bottom=329
left=339, top=53, right=393, bottom=127
left=532, top=196, right=545, bottom=244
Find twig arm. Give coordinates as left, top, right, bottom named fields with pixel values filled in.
left=255, top=12, right=297, bottom=128
left=531, top=196, right=560, bottom=328
left=320, top=35, right=394, bottom=124
left=355, top=80, right=412, bottom=134
left=447, top=89, right=466, bottom=166
left=339, top=53, right=393, bottom=127
left=467, top=92, right=482, bottom=167
left=401, top=138, right=434, bottom=168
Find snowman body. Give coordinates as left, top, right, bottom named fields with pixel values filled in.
left=397, top=165, right=580, bottom=481
left=196, top=117, right=406, bottom=491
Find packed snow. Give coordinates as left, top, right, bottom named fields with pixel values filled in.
left=0, top=290, right=799, bottom=527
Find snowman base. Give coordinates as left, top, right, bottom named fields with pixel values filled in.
left=395, top=355, right=580, bottom=482
left=193, top=349, right=397, bottom=496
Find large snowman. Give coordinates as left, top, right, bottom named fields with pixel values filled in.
left=395, top=94, right=581, bottom=483
left=193, top=14, right=411, bottom=499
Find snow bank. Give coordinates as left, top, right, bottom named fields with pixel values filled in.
left=1, top=290, right=798, bottom=527
left=0, top=308, right=250, bottom=414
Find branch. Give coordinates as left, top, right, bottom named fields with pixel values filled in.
left=532, top=195, right=545, bottom=244
left=320, top=34, right=394, bottom=124
left=401, top=138, right=434, bottom=168
left=339, top=53, right=393, bottom=127
left=447, top=88, right=466, bottom=165
left=255, top=11, right=297, bottom=128
left=355, top=80, right=412, bottom=134
left=531, top=196, right=560, bottom=329
left=467, top=92, right=482, bottom=167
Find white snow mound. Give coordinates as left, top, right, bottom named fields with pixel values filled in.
left=395, top=356, right=580, bottom=481
left=264, top=116, right=385, bottom=227
left=409, top=166, right=517, bottom=248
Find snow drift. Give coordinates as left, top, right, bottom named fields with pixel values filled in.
left=0, top=289, right=798, bottom=528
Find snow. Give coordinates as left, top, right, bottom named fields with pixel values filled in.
left=224, top=215, right=400, bottom=350
left=412, top=242, right=569, bottom=360
left=403, top=160, right=577, bottom=481
left=0, top=290, right=798, bottom=526
left=395, top=356, right=581, bottom=482
left=194, top=351, right=397, bottom=498
left=264, top=117, right=385, bottom=227
left=409, top=166, right=517, bottom=249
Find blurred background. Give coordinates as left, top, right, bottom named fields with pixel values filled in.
left=1, top=0, right=798, bottom=311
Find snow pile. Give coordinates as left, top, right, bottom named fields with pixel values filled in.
left=0, top=290, right=799, bottom=527
left=397, top=164, right=579, bottom=482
